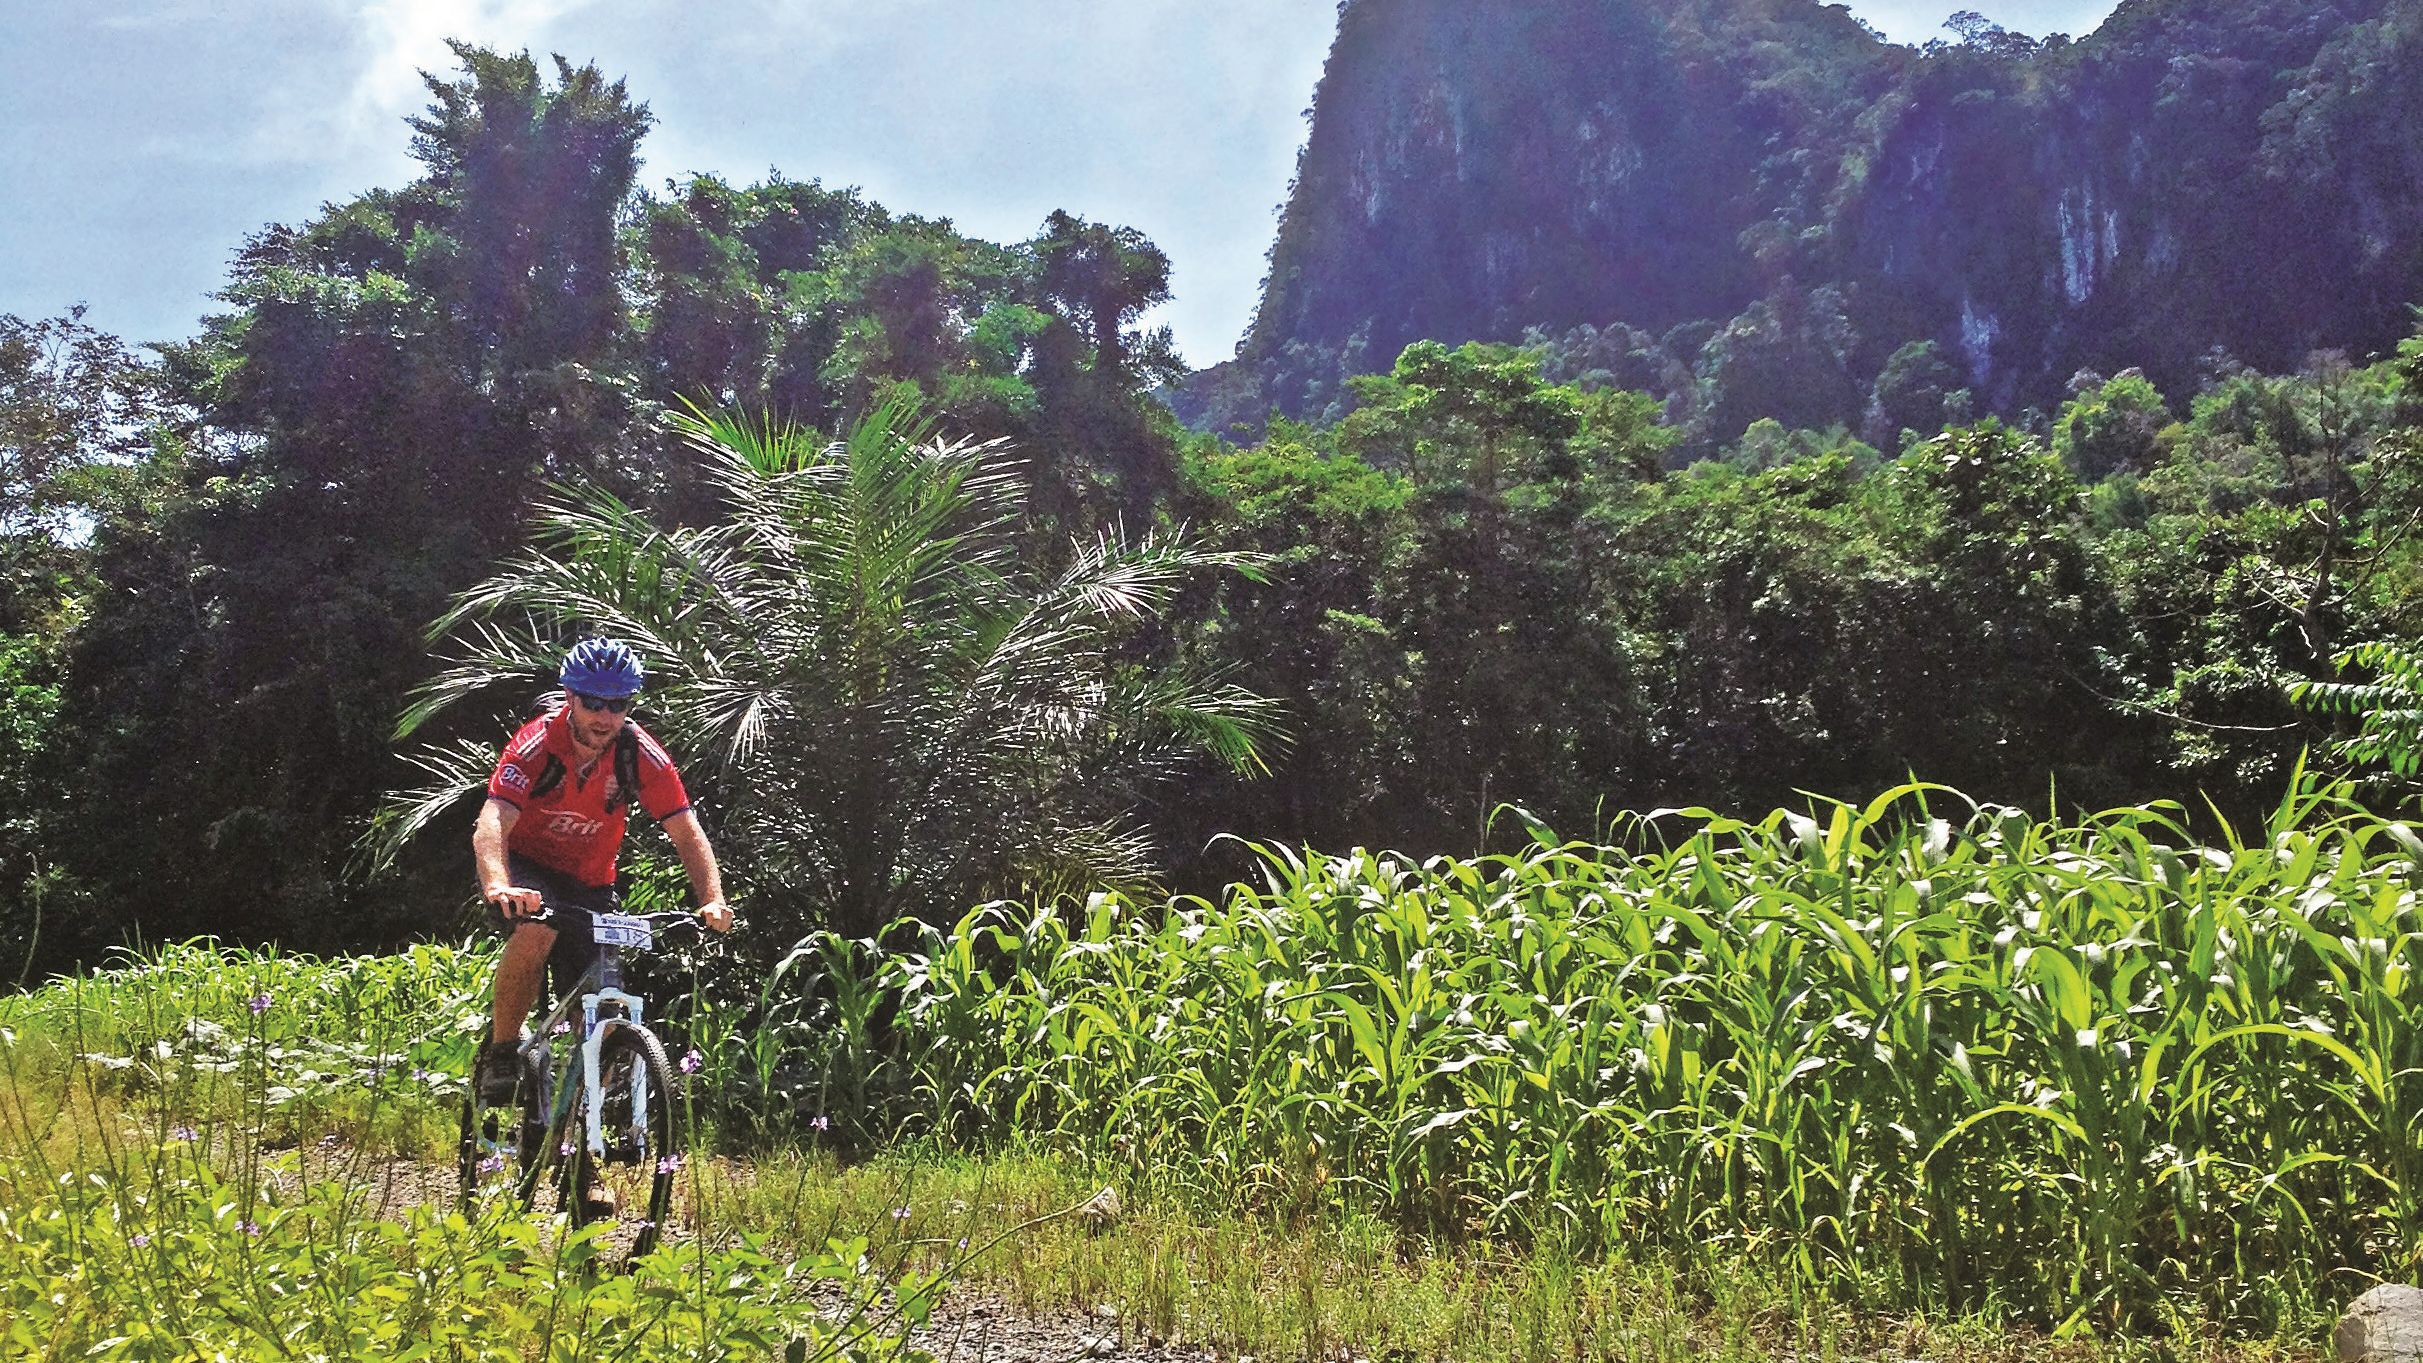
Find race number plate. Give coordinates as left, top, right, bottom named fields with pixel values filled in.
left=591, top=913, right=653, bottom=950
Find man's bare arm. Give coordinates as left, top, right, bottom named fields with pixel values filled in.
left=473, top=799, right=542, bottom=918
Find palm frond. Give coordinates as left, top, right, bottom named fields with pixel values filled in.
left=670, top=398, right=819, bottom=477
left=1130, top=675, right=1291, bottom=778
left=360, top=737, right=502, bottom=872
left=999, top=815, right=1164, bottom=907
left=394, top=617, right=561, bottom=740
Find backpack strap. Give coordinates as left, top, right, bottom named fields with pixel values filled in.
left=608, top=724, right=641, bottom=814
left=526, top=753, right=567, bottom=802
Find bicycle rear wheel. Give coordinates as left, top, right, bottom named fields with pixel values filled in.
left=573, top=1024, right=682, bottom=1263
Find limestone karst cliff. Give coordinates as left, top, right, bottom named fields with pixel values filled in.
left=1175, top=0, right=2423, bottom=441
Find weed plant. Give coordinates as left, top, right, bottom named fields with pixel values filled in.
left=688, top=1142, right=2315, bottom=1362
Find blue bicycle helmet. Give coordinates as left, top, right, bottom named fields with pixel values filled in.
left=559, top=636, right=645, bottom=698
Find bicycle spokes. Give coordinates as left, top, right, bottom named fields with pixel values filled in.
left=456, top=983, right=692, bottom=1269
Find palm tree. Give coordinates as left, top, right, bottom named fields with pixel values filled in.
left=375, top=397, right=1277, bottom=941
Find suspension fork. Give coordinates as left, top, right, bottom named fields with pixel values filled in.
left=579, top=987, right=651, bottom=1159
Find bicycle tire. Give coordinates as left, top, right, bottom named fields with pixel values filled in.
left=570, top=1023, right=683, bottom=1263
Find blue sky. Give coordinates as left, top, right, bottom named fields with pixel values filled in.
left=0, top=1, right=2119, bottom=367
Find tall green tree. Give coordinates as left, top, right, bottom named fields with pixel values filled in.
left=1030, top=210, right=1183, bottom=393
left=53, top=45, right=655, bottom=951
left=813, top=223, right=1025, bottom=420
left=1690, top=286, right=1861, bottom=453
left=1331, top=341, right=1654, bottom=843
left=406, top=44, right=650, bottom=383
left=1173, top=423, right=1413, bottom=854
left=1870, top=422, right=2124, bottom=790
left=0, top=309, right=169, bottom=973
left=0, top=309, right=159, bottom=539
left=2053, top=369, right=2172, bottom=482
left=1864, top=339, right=1972, bottom=451
left=1019, top=211, right=1190, bottom=533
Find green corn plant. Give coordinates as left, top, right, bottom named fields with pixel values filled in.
left=774, top=775, right=2423, bottom=1332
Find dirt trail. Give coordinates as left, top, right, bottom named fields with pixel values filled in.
left=272, top=1140, right=1225, bottom=1363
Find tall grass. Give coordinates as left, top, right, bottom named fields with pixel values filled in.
left=766, top=776, right=2423, bottom=1333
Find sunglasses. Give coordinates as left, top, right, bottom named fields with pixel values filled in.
left=571, top=691, right=635, bottom=714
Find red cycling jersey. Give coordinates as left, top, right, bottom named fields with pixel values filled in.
left=485, top=706, right=691, bottom=888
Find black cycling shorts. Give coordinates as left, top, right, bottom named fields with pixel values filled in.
left=496, top=852, right=620, bottom=994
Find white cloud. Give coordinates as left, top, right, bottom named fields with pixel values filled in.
left=240, top=0, right=603, bottom=172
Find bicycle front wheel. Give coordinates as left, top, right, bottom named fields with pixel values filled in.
left=575, top=1024, right=682, bottom=1263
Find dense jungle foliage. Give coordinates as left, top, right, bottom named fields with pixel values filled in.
left=1, top=28, right=2422, bottom=981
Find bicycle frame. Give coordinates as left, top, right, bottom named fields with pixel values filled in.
left=515, top=924, right=660, bottom=1178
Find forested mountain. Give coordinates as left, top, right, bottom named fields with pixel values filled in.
left=1175, top=0, right=2423, bottom=444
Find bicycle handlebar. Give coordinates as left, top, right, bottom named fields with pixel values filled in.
left=511, top=905, right=727, bottom=935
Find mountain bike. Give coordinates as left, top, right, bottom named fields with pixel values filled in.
left=459, top=906, right=700, bottom=1263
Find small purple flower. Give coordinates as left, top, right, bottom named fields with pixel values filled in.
left=656, top=1154, right=683, bottom=1175
left=679, top=1049, right=702, bottom=1074
left=238, top=1220, right=262, bottom=1237
left=129, top=1233, right=150, bottom=1249
left=809, top=1115, right=830, bottom=1132
left=478, top=1153, right=506, bottom=1175
left=890, top=1205, right=911, bottom=1221
left=247, top=993, right=272, bottom=1016
left=170, top=1125, right=198, bottom=1142
left=559, top=1139, right=575, bottom=1158
left=956, top=1237, right=969, bottom=1250
left=550, top=1020, right=573, bottom=1036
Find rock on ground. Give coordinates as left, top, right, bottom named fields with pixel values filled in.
left=2339, top=1284, right=2423, bottom=1362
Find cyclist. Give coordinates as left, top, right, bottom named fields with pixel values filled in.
left=472, top=636, right=734, bottom=1107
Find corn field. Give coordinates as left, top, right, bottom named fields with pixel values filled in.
left=774, top=778, right=2423, bottom=1331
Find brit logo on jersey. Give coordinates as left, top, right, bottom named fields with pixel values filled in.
left=497, top=763, right=532, bottom=794
left=543, top=810, right=606, bottom=839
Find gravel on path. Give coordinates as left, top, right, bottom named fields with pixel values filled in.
left=906, top=1295, right=1226, bottom=1363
